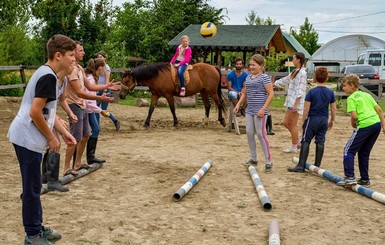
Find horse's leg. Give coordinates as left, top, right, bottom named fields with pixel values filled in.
left=210, top=93, right=226, bottom=127
left=164, top=95, right=178, bottom=128
left=200, top=91, right=211, bottom=127
left=144, top=94, right=160, bottom=128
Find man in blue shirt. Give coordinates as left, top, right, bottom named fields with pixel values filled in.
left=227, top=57, right=248, bottom=116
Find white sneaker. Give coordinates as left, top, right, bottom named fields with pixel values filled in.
left=283, top=147, right=297, bottom=153
left=179, top=87, right=186, bottom=96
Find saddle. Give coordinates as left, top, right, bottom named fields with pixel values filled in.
left=171, top=65, right=193, bottom=90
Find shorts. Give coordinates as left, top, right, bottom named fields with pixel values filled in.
left=69, top=104, right=91, bottom=141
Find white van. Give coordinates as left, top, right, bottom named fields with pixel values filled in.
left=357, top=49, right=385, bottom=79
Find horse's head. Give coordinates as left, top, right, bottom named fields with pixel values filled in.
left=119, top=69, right=136, bottom=99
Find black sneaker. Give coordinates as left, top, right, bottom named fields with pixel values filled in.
left=357, top=178, right=371, bottom=187
left=42, top=227, right=61, bottom=241
left=336, top=176, right=357, bottom=186
left=243, top=159, right=258, bottom=166
left=24, top=232, right=52, bottom=245
left=265, top=163, right=273, bottom=173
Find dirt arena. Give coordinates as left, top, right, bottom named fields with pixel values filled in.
left=1, top=96, right=385, bottom=245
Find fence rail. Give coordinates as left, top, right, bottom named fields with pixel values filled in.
left=1, top=65, right=384, bottom=101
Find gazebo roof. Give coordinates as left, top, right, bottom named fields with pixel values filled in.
left=168, top=24, right=286, bottom=52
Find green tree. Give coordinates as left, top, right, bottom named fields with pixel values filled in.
left=32, top=0, right=80, bottom=38
left=76, top=0, right=114, bottom=62
left=111, top=0, right=227, bottom=63
left=245, top=10, right=276, bottom=25
left=0, top=0, right=31, bottom=28
left=291, top=17, right=320, bottom=55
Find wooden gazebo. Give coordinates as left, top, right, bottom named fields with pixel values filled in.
left=168, top=24, right=287, bottom=66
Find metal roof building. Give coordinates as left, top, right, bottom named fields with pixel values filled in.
left=308, top=34, right=385, bottom=72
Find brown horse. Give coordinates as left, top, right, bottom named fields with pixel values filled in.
left=119, top=62, right=226, bottom=128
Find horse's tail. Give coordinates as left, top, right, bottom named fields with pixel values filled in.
left=215, top=66, right=226, bottom=113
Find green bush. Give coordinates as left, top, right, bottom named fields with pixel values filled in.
left=0, top=75, right=24, bottom=96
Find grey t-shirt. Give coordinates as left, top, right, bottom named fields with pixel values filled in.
left=8, top=65, right=59, bottom=153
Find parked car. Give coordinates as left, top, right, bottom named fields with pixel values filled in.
left=357, top=49, right=385, bottom=79
left=337, top=64, right=381, bottom=95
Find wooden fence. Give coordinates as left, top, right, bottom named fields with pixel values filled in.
left=1, top=65, right=384, bottom=101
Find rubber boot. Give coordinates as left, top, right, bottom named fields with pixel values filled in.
left=42, top=152, right=48, bottom=184
left=315, top=142, right=324, bottom=167
left=47, top=152, right=69, bottom=192
left=266, top=114, right=275, bottom=135
left=287, top=141, right=309, bottom=172
left=87, top=137, right=106, bottom=164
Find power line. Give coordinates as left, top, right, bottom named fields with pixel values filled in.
left=316, top=29, right=385, bottom=34
left=327, top=26, right=385, bottom=29
left=312, top=11, right=385, bottom=25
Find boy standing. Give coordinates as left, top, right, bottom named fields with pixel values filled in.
left=8, top=34, right=77, bottom=244
left=288, top=67, right=336, bottom=172
left=337, top=74, right=385, bottom=186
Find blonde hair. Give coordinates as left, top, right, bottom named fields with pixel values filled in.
left=180, top=35, right=190, bottom=42
left=250, top=54, right=265, bottom=68
left=342, top=74, right=360, bottom=88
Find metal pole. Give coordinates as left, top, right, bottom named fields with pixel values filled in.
left=292, top=157, right=385, bottom=205
left=173, top=160, right=213, bottom=201
left=269, top=219, right=281, bottom=245
left=248, top=165, right=272, bottom=211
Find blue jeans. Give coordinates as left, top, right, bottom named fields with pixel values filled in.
left=173, top=61, right=187, bottom=88
left=96, top=90, right=117, bottom=123
left=88, top=112, right=100, bottom=138
left=13, top=144, right=43, bottom=237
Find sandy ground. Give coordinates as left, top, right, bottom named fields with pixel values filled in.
left=1, top=96, right=385, bottom=245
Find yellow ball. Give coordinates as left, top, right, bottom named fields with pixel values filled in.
left=200, top=22, right=217, bottom=40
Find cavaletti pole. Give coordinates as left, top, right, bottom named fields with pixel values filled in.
left=269, top=219, right=281, bottom=245
left=41, top=162, right=104, bottom=194
left=173, top=160, right=213, bottom=201
left=248, top=165, right=272, bottom=211
left=292, top=157, right=385, bottom=205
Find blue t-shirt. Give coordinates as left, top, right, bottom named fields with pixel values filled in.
left=305, top=86, right=336, bottom=118
left=245, top=73, right=271, bottom=116
left=226, top=70, right=248, bottom=92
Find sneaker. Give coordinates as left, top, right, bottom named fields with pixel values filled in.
left=357, top=178, right=371, bottom=187
left=24, top=232, right=52, bottom=245
left=336, top=176, right=357, bottom=186
left=265, top=163, right=273, bottom=173
left=243, top=159, right=258, bottom=166
left=42, top=227, right=61, bottom=241
left=283, top=147, right=297, bottom=153
left=180, top=87, right=186, bottom=96
left=113, top=120, right=121, bottom=131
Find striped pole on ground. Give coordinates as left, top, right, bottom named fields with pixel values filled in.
left=292, top=157, right=385, bottom=205
left=173, top=160, right=213, bottom=201
left=248, top=165, right=272, bottom=211
left=41, top=163, right=104, bottom=194
left=269, top=219, right=281, bottom=245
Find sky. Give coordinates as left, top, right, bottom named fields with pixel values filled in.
left=104, top=0, right=385, bottom=45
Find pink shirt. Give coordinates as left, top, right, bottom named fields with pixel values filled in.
left=85, top=74, right=102, bottom=114
left=170, top=45, right=192, bottom=65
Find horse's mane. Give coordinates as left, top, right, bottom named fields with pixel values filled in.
left=132, top=62, right=170, bottom=82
